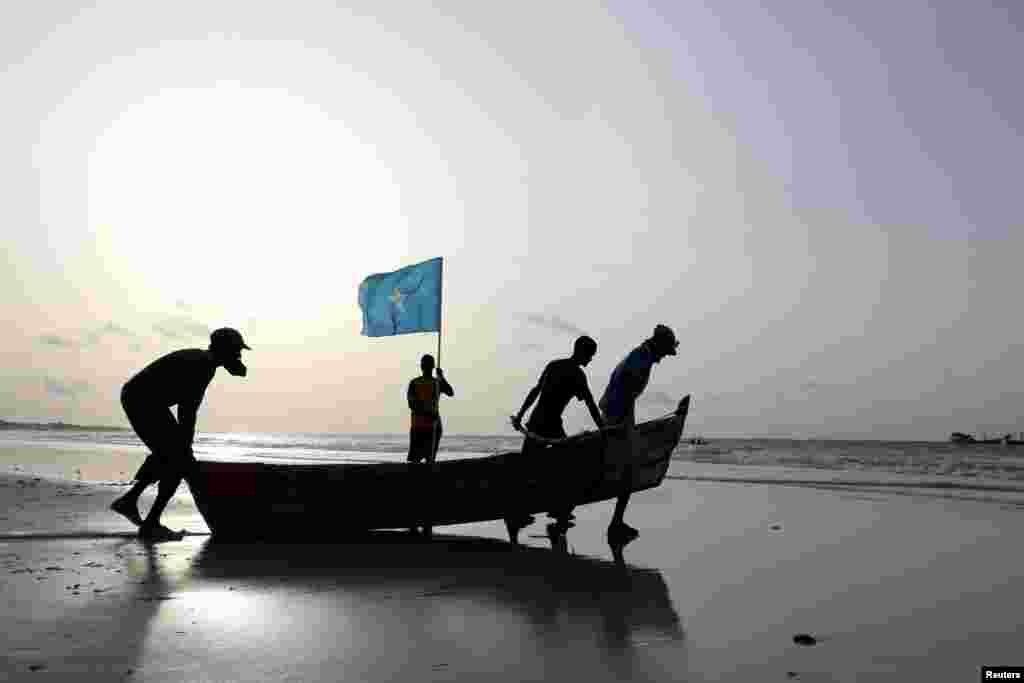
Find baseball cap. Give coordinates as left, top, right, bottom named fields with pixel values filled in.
left=652, top=324, right=678, bottom=355
left=210, top=328, right=251, bottom=350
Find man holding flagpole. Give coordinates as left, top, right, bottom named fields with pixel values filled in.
left=358, top=257, right=446, bottom=536
left=406, top=353, right=455, bottom=464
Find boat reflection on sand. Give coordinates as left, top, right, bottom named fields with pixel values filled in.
left=188, top=532, right=685, bottom=654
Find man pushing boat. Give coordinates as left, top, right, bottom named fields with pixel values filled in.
left=511, top=335, right=606, bottom=541
left=110, top=328, right=251, bottom=541
left=599, top=324, right=679, bottom=542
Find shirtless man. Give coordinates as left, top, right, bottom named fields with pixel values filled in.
left=511, top=335, right=605, bottom=540
left=110, top=328, right=250, bottom=540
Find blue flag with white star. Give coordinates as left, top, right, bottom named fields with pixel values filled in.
left=358, top=257, right=443, bottom=337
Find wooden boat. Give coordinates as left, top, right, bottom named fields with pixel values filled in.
left=187, top=395, right=691, bottom=540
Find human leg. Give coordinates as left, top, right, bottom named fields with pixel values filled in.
left=138, top=442, right=193, bottom=537
left=607, top=473, right=638, bottom=541
left=502, top=436, right=542, bottom=544
left=418, top=423, right=443, bottom=538
left=139, top=471, right=185, bottom=538
left=406, top=426, right=435, bottom=535
left=111, top=400, right=177, bottom=527
left=606, top=422, right=639, bottom=541
left=427, top=422, right=443, bottom=465
left=538, top=424, right=574, bottom=533
left=407, top=427, right=431, bottom=464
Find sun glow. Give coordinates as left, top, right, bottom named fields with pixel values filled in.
left=87, top=84, right=409, bottom=320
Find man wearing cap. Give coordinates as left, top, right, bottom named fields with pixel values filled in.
left=110, top=328, right=251, bottom=541
left=598, top=324, right=679, bottom=542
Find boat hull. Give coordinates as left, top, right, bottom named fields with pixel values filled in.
left=188, top=396, right=690, bottom=539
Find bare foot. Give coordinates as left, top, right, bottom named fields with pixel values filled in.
left=504, top=515, right=534, bottom=545
left=138, top=524, right=185, bottom=542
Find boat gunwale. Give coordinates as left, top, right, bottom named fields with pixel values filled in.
left=193, top=409, right=688, bottom=472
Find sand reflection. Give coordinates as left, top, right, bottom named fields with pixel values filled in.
left=176, top=532, right=687, bottom=680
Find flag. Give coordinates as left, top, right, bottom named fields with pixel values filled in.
left=358, top=257, right=443, bottom=337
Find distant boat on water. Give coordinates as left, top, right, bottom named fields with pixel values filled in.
left=950, top=431, right=1024, bottom=445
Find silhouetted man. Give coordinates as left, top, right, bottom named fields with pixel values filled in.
left=511, top=335, right=605, bottom=540
left=599, top=324, right=678, bottom=542
left=407, top=354, right=454, bottom=465
left=110, top=328, right=250, bottom=541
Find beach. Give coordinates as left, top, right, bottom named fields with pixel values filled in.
left=3, top=460, right=1022, bottom=682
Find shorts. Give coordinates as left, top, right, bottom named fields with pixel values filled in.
left=121, top=386, right=192, bottom=483
left=521, top=419, right=566, bottom=457
left=407, top=422, right=442, bottom=464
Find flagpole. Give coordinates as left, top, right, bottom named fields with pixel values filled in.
left=437, top=256, right=443, bottom=369
left=430, top=257, right=443, bottom=466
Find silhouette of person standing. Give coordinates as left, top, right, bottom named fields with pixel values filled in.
left=599, top=324, right=678, bottom=542
left=406, top=354, right=454, bottom=465
left=110, top=328, right=250, bottom=541
left=511, top=335, right=605, bottom=540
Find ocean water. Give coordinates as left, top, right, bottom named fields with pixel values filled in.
left=3, top=426, right=1024, bottom=505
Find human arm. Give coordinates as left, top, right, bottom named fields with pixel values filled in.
left=512, top=367, right=547, bottom=430
left=512, top=386, right=540, bottom=430
left=175, top=365, right=213, bottom=456
left=435, top=368, right=454, bottom=397
left=176, top=393, right=204, bottom=456
left=580, top=385, right=605, bottom=430
left=407, top=380, right=418, bottom=413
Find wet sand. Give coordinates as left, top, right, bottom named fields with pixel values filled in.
left=1, top=470, right=1022, bottom=681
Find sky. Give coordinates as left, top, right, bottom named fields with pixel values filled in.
left=2, top=1, right=1022, bottom=440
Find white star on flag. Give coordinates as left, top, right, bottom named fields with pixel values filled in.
left=389, top=288, right=405, bottom=311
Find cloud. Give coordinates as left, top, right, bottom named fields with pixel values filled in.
left=100, top=322, right=138, bottom=337
left=40, top=323, right=145, bottom=349
left=522, top=313, right=588, bottom=337
left=38, top=334, right=76, bottom=348
left=83, top=322, right=143, bottom=347
left=153, top=317, right=210, bottom=342
left=43, top=377, right=92, bottom=399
